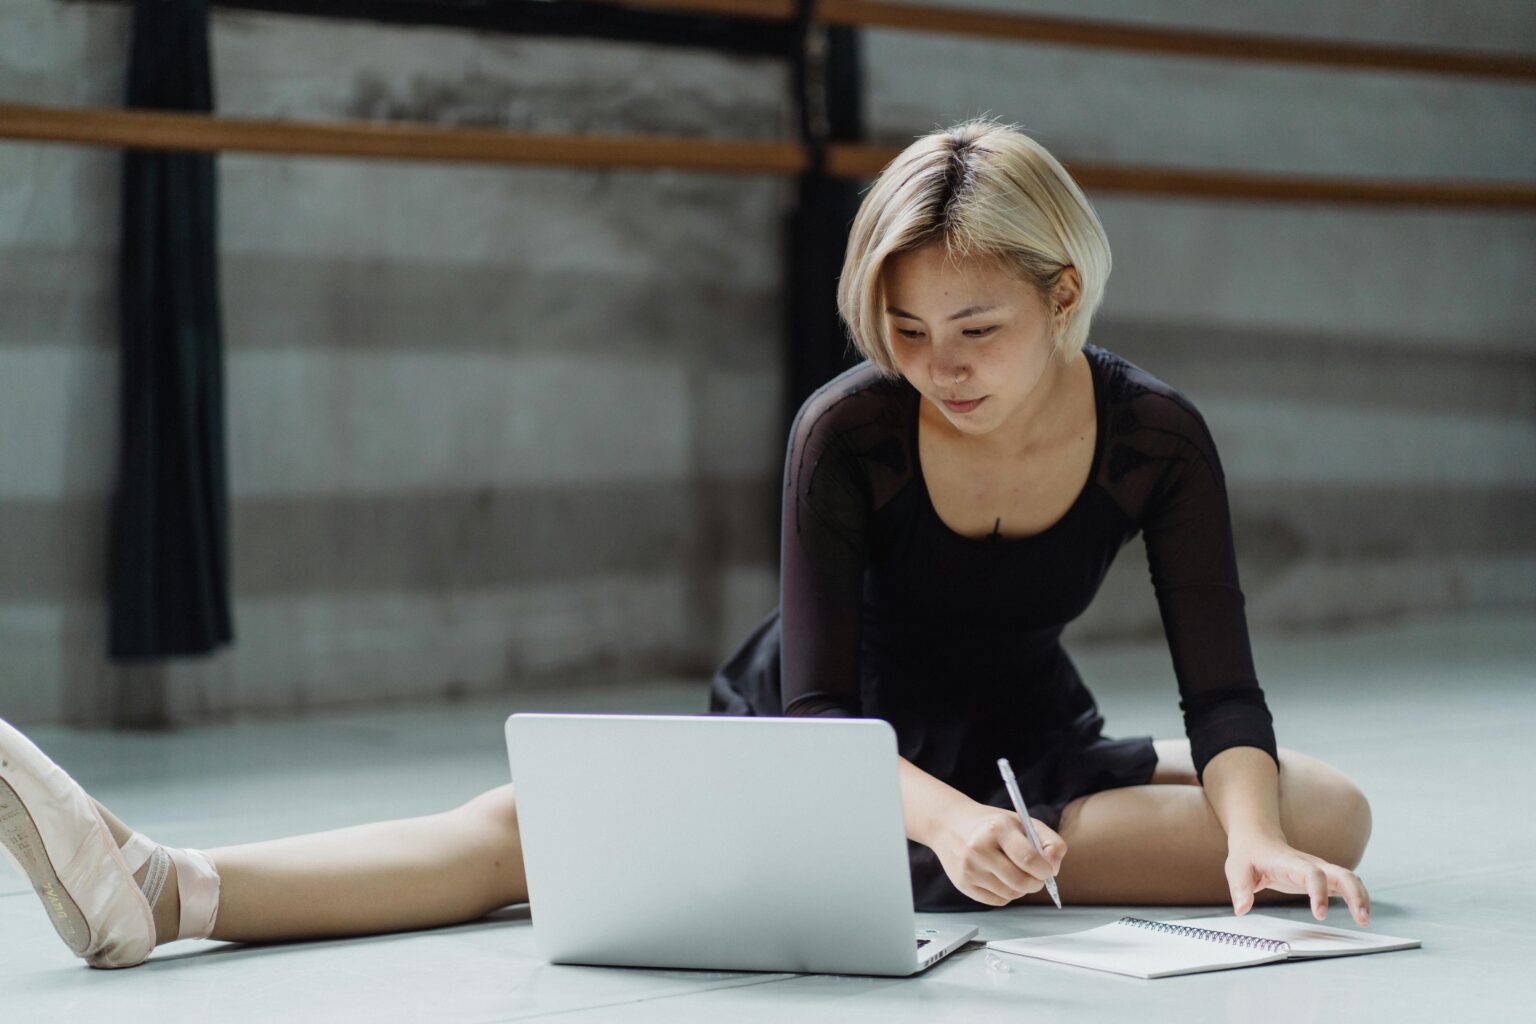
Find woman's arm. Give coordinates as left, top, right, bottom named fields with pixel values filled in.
left=897, top=755, right=975, bottom=843
left=776, top=385, right=876, bottom=719
left=1202, top=745, right=1370, bottom=925
left=1134, top=393, right=1367, bottom=924
left=1200, top=745, right=1284, bottom=842
left=1134, top=387, right=1279, bottom=780
left=898, top=755, right=1063, bottom=907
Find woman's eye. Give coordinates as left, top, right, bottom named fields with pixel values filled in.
left=894, top=328, right=925, bottom=339
left=963, top=326, right=997, bottom=338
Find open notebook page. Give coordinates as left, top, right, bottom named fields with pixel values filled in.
left=986, top=921, right=1285, bottom=979
left=1168, top=914, right=1421, bottom=958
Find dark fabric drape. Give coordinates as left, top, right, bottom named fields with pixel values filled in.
left=109, top=0, right=232, bottom=659
left=784, top=21, right=864, bottom=431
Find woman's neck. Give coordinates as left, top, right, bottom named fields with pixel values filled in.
left=929, top=350, right=1078, bottom=461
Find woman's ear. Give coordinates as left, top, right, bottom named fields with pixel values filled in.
left=1052, top=266, right=1083, bottom=330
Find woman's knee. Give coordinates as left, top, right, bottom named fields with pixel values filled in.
left=1278, top=751, right=1372, bottom=869
left=1325, top=783, right=1372, bottom=869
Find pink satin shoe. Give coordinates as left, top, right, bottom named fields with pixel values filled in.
left=0, top=717, right=219, bottom=968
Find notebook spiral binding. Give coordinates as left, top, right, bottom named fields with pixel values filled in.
left=1118, top=918, right=1290, bottom=955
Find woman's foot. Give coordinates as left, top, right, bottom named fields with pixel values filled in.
left=0, top=717, right=218, bottom=968
left=90, top=798, right=180, bottom=945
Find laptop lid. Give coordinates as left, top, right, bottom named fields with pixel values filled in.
left=505, top=713, right=928, bottom=976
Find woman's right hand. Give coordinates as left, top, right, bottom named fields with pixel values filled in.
left=930, top=801, right=1066, bottom=907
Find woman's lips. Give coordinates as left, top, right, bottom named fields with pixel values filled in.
left=942, top=397, right=985, bottom=414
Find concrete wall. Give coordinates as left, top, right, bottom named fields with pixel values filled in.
left=866, top=2, right=1536, bottom=647
left=1, top=2, right=792, bottom=724
left=866, top=0, right=1536, bottom=647
left=1, top=1, right=1532, bottom=724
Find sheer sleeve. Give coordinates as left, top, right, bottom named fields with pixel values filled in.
left=776, top=375, right=893, bottom=718
left=1139, top=393, right=1279, bottom=783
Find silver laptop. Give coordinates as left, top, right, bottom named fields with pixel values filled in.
left=504, top=713, right=976, bottom=976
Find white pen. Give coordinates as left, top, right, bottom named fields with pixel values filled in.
left=996, top=757, right=1061, bottom=909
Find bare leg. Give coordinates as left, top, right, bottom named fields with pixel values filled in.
left=1018, top=742, right=1372, bottom=907
left=96, top=785, right=527, bottom=946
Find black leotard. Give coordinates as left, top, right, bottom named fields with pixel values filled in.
left=710, top=342, right=1279, bottom=910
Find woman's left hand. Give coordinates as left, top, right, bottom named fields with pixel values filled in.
left=1225, top=833, right=1370, bottom=926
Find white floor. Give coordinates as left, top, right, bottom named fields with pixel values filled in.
left=4, top=610, right=1533, bottom=1023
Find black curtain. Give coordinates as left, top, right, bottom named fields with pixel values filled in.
left=109, top=0, right=233, bottom=659
left=784, top=19, right=865, bottom=430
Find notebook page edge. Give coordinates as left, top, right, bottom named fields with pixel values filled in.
left=1168, top=914, right=1422, bottom=958
left=985, top=921, right=1282, bottom=978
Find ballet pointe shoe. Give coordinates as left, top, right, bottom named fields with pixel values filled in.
left=0, top=717, right=220, bottom=968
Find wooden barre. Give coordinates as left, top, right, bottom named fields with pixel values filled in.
left=2, top=103, right=1533, bottom=208
left=611, top=0, right=794, bottom=20
left=614, top=0, right=1536, bottom=80
left=828, top=144, right=1536, bottom=207
left=0, top=102, right=809, bottom=175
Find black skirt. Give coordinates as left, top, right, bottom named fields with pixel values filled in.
left=708, top=610, right=1159, bottom=911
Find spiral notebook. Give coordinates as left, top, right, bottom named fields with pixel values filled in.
left=985, top=914, right=1421, bottom=979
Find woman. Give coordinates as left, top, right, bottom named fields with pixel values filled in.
left=0, top=119, right=1370, bottom=970
left=710, top=119, right=1371, bottom=914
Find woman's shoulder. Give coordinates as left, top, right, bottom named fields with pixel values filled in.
left=789, top=361, right=913, bottom=451
left=1088, top=343, right=1202, bottom=417
left=793, top=361, right=909, bottom=422
left=1087, top=343, right=1218, bottom=458
left=786, top=361, right=916, bottom=501
left=1087, top=343, right=1228, bottom=485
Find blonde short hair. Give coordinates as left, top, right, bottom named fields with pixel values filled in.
left=836, top=118, right=1112, bottom=375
